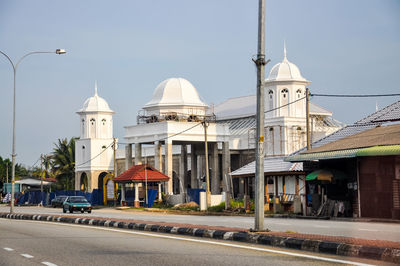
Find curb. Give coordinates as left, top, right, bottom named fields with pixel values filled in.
left=1, top=212, right=398, bottom=264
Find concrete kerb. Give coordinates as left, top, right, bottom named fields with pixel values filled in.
left=0, top=212, right=399, bottom=264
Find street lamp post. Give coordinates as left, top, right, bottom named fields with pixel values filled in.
left=0, top=49, right=66, bottom=213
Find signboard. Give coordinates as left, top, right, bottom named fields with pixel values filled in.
left=4, top=183, right=21, bottom=193
left=106, top=180, right=114, bottom=200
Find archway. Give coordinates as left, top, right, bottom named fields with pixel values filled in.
left=80, top=172, right=88, bottom=192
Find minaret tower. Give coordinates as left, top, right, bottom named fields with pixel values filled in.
left=75, top=82, right=115, bottom=192
left=264, top=44, right=311, bottom=156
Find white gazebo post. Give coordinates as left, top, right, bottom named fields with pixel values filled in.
left=134, top=183, right=140, bottom=208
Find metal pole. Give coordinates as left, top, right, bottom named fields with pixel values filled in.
left=40, top=154, right=43, bottom=193
left=254, top=0, right=266, bottom=231
left=306, top=88, right=311, bottom=150
left=6, top=162, right=8, bottom=184
left=113, top=138, right=117, bottom=208
left=0, top=49, right=66, bottom=214
left=203, top=120, right=211, bottom=207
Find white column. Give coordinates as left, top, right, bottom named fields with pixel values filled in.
left=125, top=144, right=132, bottom=170
left=134, top=183, right=139, bottom=208
left=135, top=143, right=142, bottom=165
left=154, top=141, right=163, bottom=172
left=179, top=145, right=188, bottom=194
left=222, top=141, right=231, bottom=193
left=164, top=140, right=173, bottom=194
left=75, top=172, right=80, bottom=191
left=158, top=183, right=162, bottom=202
left=190, top=144, right=198, bottom=189
left=211, top=142, right=219, bottom=194
left=121, top=183, right=126, bottom=205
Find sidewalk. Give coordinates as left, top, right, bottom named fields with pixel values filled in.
left=1, top=211, right=399, bottom=263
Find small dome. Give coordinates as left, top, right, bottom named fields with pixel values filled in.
left=144, top=78, right=208, bottom=109
left=266, top=46, right=308, bottom=82
left=78, top=84, right=113, bottom=113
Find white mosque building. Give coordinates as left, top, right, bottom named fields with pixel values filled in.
left=74, top=84, right=115, bottom=194
left=73, top=46, right=342, bottom=204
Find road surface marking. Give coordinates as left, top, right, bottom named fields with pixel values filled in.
left=358, top=229, right=378, bottom=232
left=3, top=247, right=14, bottom=251
left=26, top=220, right=373, bottom=266
left=314, top=225, right=329, bottom=228
left=21, top=254, right=34, bottom=258
left=42, top=262, right=58, bottom=266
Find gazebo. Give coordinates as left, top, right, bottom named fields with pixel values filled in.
left=114, top=164, right=170, bottom=207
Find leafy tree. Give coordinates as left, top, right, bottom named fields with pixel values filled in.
left=52, top=138, right=77, bottom=190
left=0, top=156, right=29, bottom=182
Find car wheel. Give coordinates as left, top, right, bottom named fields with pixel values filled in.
left=81, top=210, right=84, bottom=213
left=63, top=208, right=66, bottom=213
left=88, top=210, right=91, bottom=214
left=69, top=207, right=73, bottom=213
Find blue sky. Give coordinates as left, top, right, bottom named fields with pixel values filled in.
left=0, top=0, right=399, bottom=167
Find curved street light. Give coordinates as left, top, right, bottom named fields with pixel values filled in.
left=0, top=49, right=66, bottom=213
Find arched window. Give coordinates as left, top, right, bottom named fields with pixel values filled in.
left=281, top=88, right=289, bottom=116
left=90, top=118, right=96, bottom=138
left=281, top=88, right=288, bottom=98
left=296, top=89, right=302, bottom=99
left=81, top=119, right=85, bottom=136
left=268, top=90, right=274, bottom=111
left=102, top=118, right=106, bottom=125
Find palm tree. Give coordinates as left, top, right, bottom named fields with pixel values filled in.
left=52, top=138, right=77, bottom=190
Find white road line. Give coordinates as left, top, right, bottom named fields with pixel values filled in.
left=358, top=229, right=378, bottom=232
left=20, top=220, right=374, bottom=266
left=314, top=225, right=330, bottom=228
left=21, top=254, right=34, bottom=258
left=3, top=247, right=14, bottom=251
left=42, top=262, right=58, bottom=266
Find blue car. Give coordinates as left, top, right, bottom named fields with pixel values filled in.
left=63, top=196, right=92, bottom=213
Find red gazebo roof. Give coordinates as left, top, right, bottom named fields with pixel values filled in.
left=113, top=164, right=170, bottom=183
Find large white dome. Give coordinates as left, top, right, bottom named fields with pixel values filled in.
left=78, top=84, right=113, bottom=113
left=266, top=48, right=308, bottom=82
left=144, top=78, right=208, bottom=109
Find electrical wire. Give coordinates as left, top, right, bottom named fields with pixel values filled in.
left=311, top=93, right=400, bottom=98
left=264, top=96, right=306, bottom=114
left=75, top=141, right=114, bottom=167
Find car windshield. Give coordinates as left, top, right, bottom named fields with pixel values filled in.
left=70, top=197, right=88, bottom=203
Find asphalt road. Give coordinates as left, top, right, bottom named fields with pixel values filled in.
left=0, top=219, right=383, bottom=266
left=1, top=206, right=400, bottom=242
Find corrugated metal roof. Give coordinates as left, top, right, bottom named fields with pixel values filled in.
left=356, top=100, right=400, bottom=124
left=357, top=145, right=400, bottom=157
left=231, top=156, right=303, bottom=177
left=287, top=148, right=361, bottom=162
left=303, top=124, right=400, bottom=154
left=213, top=94, right=333, bottom=120
left=218, top=116, right=256, bottom=136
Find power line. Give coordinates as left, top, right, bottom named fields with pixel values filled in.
left=75, top=141, right=114, bottom=167
left=265, top=96, right=306, bottom=114
left=311, top=93, right=400, bottom=98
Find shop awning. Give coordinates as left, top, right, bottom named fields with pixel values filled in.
left=306, top=169, right=347, bottom=182
left=286, top=148, right=361, bottom=162
left=356, top=145, right=400, bottom=157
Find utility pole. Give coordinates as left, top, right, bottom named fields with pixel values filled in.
left=6, top=162, right=8, bottom=184
left=40, top=154, right=44, bottom=193
left=113, top=138, right=117, bottom=208
left=254, top=0, right=269, bottom=231
left=306, top=88, right=311, bottom=150
left=202, top=120, right=211, bottom=207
